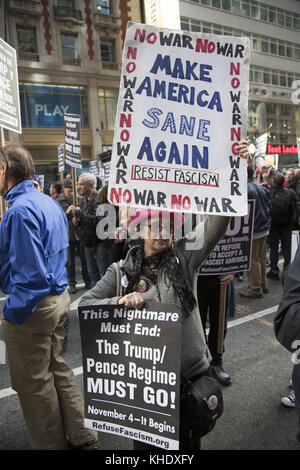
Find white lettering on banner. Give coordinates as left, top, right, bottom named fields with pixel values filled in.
left=35, top=104, right=69, bottom=116
left=87, top=377, right=137, bottom=399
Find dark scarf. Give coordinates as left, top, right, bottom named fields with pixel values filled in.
left=124, top=241, right=197, bottom=316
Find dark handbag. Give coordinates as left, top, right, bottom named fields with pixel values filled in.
left=180, top=373, right=224, bottom=439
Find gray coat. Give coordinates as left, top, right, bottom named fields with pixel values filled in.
left=79, top=215, right=229, bottom=379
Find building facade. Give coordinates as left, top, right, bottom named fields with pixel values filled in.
left=179, top=0, right=300, bottom=170
left=1, top=0, right=143, bottom=187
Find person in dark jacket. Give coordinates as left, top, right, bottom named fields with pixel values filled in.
left=240, top=166, right=271, bottom=298
left=274, top=243, right=300, bottom=441
left=267, top=173, right=296, bottom=280
left=72, top=173, right=106, bottom=286
left=57, top=179, right=91, bottom=294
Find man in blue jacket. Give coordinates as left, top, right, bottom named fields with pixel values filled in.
left=0, top=143, right=98, bottom=450
left=240, top=166, right=271, bottom=298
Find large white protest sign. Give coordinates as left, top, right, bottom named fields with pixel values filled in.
left=108, top=22, right=251, bottom=216
left=78, top=303, right=182, bottom=450
left=0, top=38, right=21, bottom=134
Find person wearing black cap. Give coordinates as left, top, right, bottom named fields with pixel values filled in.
left=57, top=180, right=91, bottom=295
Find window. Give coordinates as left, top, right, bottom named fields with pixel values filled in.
left=277, top=10, right=284, bottom=26
left=294, top=16, right=300, bottom=30
left=201, top=0, right=210, bottom=5
left=250, top=4, right=259, bottom=19
left=231, top=0, right=240, bottom=14
left=191, top=20, right=201, bottom=32
left=280, top=74, right=287, bottom=87
left=263, top=70, right=270, bottom=84
left=222, top=0, right=230, bottom=11
left=241, top=2, right=250, bottom=17
left=261, top=40, right=269, bottom=53
left=202, top=22, right=212, bottom=33
left=101, top=40, right=115, bottom=62
left=260, top=7, right=267, bottom=21
left=17, top=26, right=37, bottom=53
left=213, top=26, right=222, bottom=35
left=270, top=42, right=277, bottom=55
left=223, top=27, right=232, bottom=36
left=61, top=33, right=78, bottom=59
left=252, top=38, right=261, bottom=52
left=294, top=47, right=300, bottom=60
left=211, top=0, right=221, bottom=7
left=96, top=0, right=111, bottom=15
left=254, top=70, right=262, bottom=83
left=278, top=44, right=285, bottom=56
left=269, top=7, right=276, bottom=23
left=181, top=18, right=190, bottom=31
left=286, top=45, right=292, bottom=57
left=19, top=84, right=88, bottom=128
left=271, top=72, right=278, bottom=86
left=285, top=15, right=292, bottom=28
left=98, top=88, right=118, bottom=130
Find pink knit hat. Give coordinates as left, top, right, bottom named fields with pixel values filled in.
left=130, top=209, right=185, bottom=228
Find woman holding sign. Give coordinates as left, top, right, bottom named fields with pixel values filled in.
left=80, top=142, right=251, bottom=450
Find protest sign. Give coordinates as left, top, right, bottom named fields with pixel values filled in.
left=256, top=154, right=278, bottom=172
left=0, top=38, right=21, bottom=134
left=103, top=161, right=111, bottom=184
left=254, top=132, right=267, bottom=159
left=64, top=113, right=82, bottom=168
left=78, top=303, right=182, bottom=450
left=58, top=144, right=65, bottom=173
left=89, top=160, right=100, bottom=176
left=108, top=22, right=251, bottom=216
left=199, top=199, right=255, bottom=275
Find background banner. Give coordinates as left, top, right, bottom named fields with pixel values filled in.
left=199, top=199, right=255, bottom=275
left=78, top=302, right=182, bottom=450
left=108, top=22, right=251, bottom=216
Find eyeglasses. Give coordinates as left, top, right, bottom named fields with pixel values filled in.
left=147, top=221, right=174, bottom=238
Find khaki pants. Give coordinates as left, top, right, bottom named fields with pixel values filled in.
left=247, top=236, right=268, bottom=295
left=2, top=290, right=98, bottom=450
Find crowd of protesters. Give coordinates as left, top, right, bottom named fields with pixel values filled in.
left=0, top=141, right=300, bottom=450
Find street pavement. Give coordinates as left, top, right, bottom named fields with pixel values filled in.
left=0, top=257, right=299, bottom=451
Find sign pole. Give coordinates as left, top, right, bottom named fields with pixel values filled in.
left=72, top=166, right=78, bottom=207
left=217, top=285, right=227, bottom=355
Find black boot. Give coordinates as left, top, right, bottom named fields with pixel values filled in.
left=211, top=359, right=231, bottom=386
